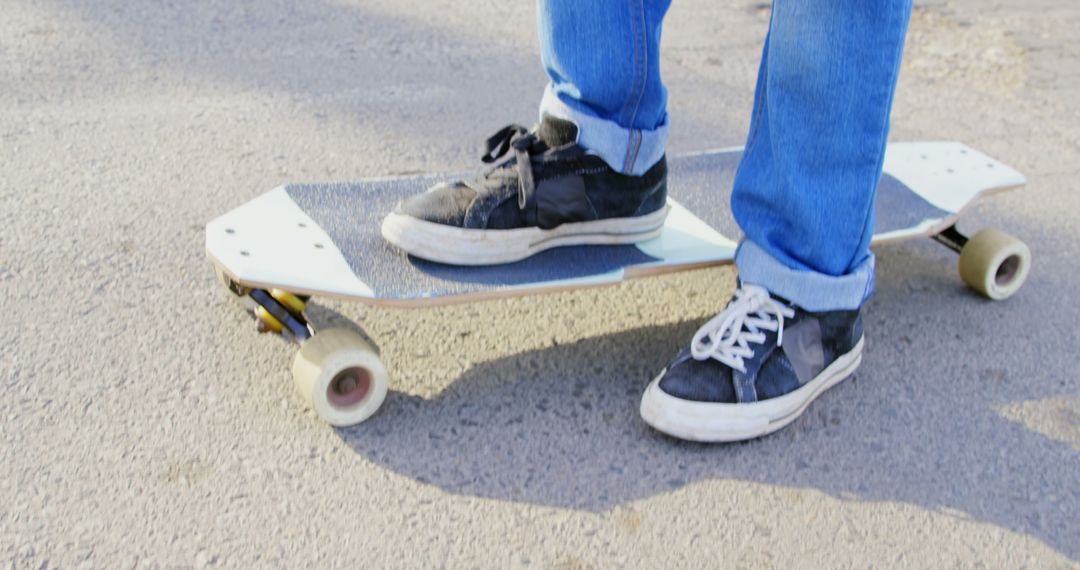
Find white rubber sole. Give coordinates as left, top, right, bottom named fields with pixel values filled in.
left=380, top=206, right=669, bottom=265
left=640, top=336, right=865, bottom=442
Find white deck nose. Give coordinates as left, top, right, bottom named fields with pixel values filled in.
left=883, top=141, right=1026, bottom=213
left=206, top=187, right=375, bottom=299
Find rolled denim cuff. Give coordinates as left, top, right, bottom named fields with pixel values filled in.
left=735, top=240, right=875, bottom=312
left=539, top=84, right=668, bottom=176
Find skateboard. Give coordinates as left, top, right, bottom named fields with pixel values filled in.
left=206, top=141, right=1030, bottom=427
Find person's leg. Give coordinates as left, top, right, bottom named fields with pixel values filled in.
left=538, top=0, right=673, bottom=175
left=641, top=0, right=912, bottom=442
left=382, top=0, right=674, bottom=264
left=732, top=0, right=913, bottom=311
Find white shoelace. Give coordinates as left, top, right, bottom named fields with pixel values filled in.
left=690, top=284, right=796, bottom=373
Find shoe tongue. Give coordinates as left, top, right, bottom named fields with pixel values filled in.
left=536, top=116, right=579, bottom=148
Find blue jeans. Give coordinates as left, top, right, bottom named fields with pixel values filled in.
left=538, top=0, right=912, bottom=311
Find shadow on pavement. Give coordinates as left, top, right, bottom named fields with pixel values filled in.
left=339, top=240, right=1080, bottom=561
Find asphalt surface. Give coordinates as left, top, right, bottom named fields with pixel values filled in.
left=2, top=0, right=1079, bottom=568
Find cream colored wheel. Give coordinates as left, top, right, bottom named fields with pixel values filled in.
left=291, top=328, right=389, bottom=426
left=958, top=228, right=1031, bottom=301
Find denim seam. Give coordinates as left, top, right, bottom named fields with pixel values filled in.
left=621, top=0, right=648, bottom=172
left=629, top=129, right=643, bottom=171
left=624, top=129, right=641, bottom=172
left=617, top=0, right=642, bottom=127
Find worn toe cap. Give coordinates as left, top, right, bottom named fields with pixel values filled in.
left=657, top=349, right=737, bottom=404
left=393, top=182, right=477, bottom=226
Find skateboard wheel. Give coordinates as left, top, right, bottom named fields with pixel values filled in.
left=958, top=228, right=1031, bottom=301
left=291, top=328, right=389, bottom=426
left=270, top=288, right=306, bottom=316
left=254, top=305, right=284, bottom=334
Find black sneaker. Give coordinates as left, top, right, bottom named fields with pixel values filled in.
left=381, top=116, right=668, bottom=265
left=640, top=283, right=865, bottom=442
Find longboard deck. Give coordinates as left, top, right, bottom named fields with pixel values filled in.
left=206, top=142, right=1025, bottom=306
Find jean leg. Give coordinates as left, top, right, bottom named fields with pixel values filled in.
left=732, top=0, right=912, bottom=311
left=537, top=0, right=672, bottom=175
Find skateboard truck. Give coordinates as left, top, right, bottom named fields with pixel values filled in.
left=215, top=267, right=389, bottom=426
left=249, top=289, right=313, bottom=341
left=931, top=224, right=969, bottom=253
